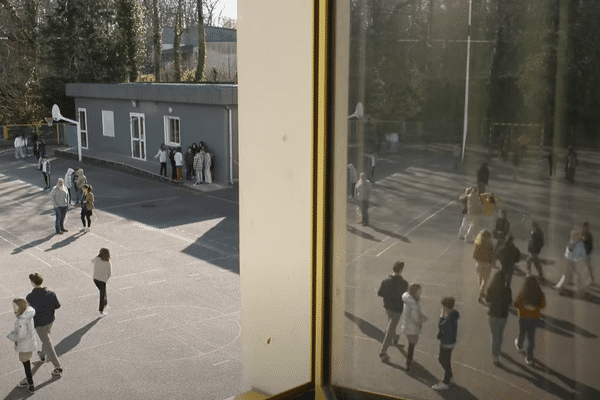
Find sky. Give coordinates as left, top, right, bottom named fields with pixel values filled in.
left=219, top=0, right=237, bottom=20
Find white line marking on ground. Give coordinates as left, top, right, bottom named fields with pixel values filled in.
left=116, top=313, right=158, bottom=324
left=376, top=200, right=455, bottom=257
left=148, top=280, right=166, bottom=285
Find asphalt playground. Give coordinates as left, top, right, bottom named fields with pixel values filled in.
left=0, top=147, right=241, bottom=400
left=341, top=145, right=600, bottom=399
left=1, top=143, right=599, bottom=400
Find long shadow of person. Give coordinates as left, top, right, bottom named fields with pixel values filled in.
left=346, top=226, right=381, bottom=242
left=556, top=287, right=600, bottom=305
left=11, top=234, right=55, bottom=254
left=368, top=225, right=411, bottom=243
left=501, top=353, right=596, bottom=400
left=344, top=311, right=384, bottom=342
left=540, top=314, right=598, bottom=339
left=55, top=317, right=101, bottom=357
left=44, top=232, right=85, bottom=252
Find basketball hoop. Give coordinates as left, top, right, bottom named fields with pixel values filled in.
left=45, top=117, right=53, bottom=127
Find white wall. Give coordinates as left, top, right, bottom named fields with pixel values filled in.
left=238, top=0, right=313, bottom=396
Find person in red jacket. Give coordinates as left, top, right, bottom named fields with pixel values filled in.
left=514, top=276, right=546, bottom=365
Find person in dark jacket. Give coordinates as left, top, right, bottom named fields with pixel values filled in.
left=378, top=261, right=409, bottom=362
left=485, top=272, right=512, bottom=365
left=581, top=222, right=597, bottom=287
left=477, top=163, right=490, bottom=193
left=185, top=146, right=195, bottom=180
left=432, top=297, right=459, bottom=390
left=169, top=148, right=177, bottom=180
left=493, top=209, right=510, bottom=248
left=526, top=222, right=545, bottom=279
left=25, top=273, right=63, bottom=376
left=497, top=235, right=521, bottom=287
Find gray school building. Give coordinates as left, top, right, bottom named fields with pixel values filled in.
left=65, top=83, right=238, bottom=184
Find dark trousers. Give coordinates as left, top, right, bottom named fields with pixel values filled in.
left=517, top=318, right=537, bottom=361
left=406, top=343, right=415, bottom=369
left=54, top=206, right=67, bottom=233
left=527, top=253, right=544, bottom=278
left=42, top=172, right=50, bottom=188
left=159, top=162, right=167, bottom=177
left=81, top=209, right=92, bottom=227
left=359, top=200, right=369, bottom=225
left=439, top=346, right=453, bottom=384
left=22, top=360, right=33, bottom=385
left=93, top=279, right=107, bottom=312
left=186, top=165, right=193, bottom=180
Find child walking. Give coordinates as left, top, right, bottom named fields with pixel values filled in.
left=514, top=276, right=546, bottom=365
left=7, top=298, right=38, bottom=393
left=400, top=283, right=427, bottom=372
left=432, top=297, right=459, bottom=390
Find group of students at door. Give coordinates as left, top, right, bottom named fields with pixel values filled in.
left=154, top=142, right=214, bottom=184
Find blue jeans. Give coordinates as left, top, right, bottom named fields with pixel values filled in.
left=489, top=316, right=507, bottom=357
left=380, top=309, right=401, bottom=353
left=54, top=206, right=68, bottom=233
left=517, top=318, right=537, bottom=361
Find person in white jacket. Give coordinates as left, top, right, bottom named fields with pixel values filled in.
left=555, top=230, right=587, bottom=291
left=64, top=168, right=75, bottom=205
left=6, top=298, right=38, bottom=393
left=400, top=284, right=428, bottom=372
left=93, top=248, right=112, bottom=316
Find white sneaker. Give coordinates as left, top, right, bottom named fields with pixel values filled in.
left=514, top=338, right=523, bottom=352
left=432, top=382, right=450, bottom=390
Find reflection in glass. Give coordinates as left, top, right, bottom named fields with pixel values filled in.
left=335, top=1, right=600, bottom=399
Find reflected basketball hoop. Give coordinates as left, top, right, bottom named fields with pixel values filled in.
left=45, top=117, right=54, bottom=127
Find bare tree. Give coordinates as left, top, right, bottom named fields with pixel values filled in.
left=195, top=0, right=205, bottom=81
left=173, top=0, right=182, bottom=80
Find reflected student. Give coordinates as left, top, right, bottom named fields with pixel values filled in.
left=400, top=283, right=427, bottom=372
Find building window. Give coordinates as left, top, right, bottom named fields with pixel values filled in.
left=77, top=108, right=88, bottom=148
left=102, top=110, right=115, bottom=137
left=164, top=116, right=180, bottom=146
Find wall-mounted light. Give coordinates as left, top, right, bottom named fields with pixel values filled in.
left=168, top=107, right=173, bottom=113
left=132, top=100, right=138, bottom=107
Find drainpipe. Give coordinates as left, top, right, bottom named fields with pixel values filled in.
left=226, top=106, right=234, bottom=185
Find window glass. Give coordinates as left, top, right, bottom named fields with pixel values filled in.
left=102, top=110, right=115, bottom=137
left=78, top=108, right=88, bottom=148
left=333, top=1, right=600, bottom=399
left=165, top=116, right=181, bottom=145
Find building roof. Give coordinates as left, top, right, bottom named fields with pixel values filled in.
left=162, top=25, right=237, bottom=48
left=66, top=83, right=237, bottom=106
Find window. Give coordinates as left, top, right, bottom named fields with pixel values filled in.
left=77, top=108, right=88, bottom=148
left=238, top=1, right=600, bottom=399
left=102, top=110, right=115, bottom=137
left=164, top=116, right=180, bottom=146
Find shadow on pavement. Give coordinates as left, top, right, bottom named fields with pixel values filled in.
left=344, top=311, right=384, bottom=342
left=346, top=226, right=381, bottom=242
left=11, top=234, right=54, bottom=255
left=1, top=361, right=60, bottom=400
left=502, top=353, right=598, bottom=400
left=540, top=314, right=598, bottom=339
left=368, top=225, right=411, bottom=242
left=181, top=217, right=239, bottom=274
left=557, top=288, right=600, bottom=306
left=44, top=233, right=83, bottom=251
left=55, top=317, right=101, bottom=356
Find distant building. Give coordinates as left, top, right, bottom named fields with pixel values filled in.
left=65, top=83, right=238, bottom=184
left=162, top=26, right=237, bottom=82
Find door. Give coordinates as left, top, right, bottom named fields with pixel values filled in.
left=130, top=113, right=146, bottom=160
